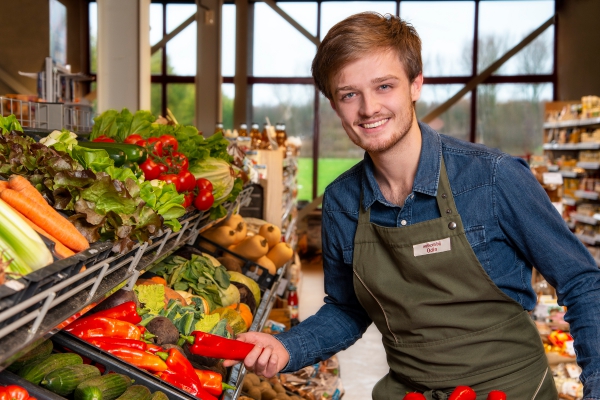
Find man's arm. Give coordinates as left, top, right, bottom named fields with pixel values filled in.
left=226, top=192, right=372, bottom=375
left=495, top=155, right=600, bottom=399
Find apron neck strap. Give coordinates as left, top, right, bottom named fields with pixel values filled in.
left=435, top=157, right=457, bottom=216
left=358, top=155, right=456, bottom=223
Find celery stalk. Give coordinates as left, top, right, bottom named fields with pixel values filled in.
left=0, top=199, right=53, bottom=271
left=0, top=239, right=32, bottom=275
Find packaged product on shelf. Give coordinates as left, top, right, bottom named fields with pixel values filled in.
left=279, top=356, right=343, bottom=400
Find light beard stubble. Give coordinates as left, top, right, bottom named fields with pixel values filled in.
left=348, top=105, right=414, bottom=154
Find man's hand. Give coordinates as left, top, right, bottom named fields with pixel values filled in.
left=222, top=332, right=290, bottom=378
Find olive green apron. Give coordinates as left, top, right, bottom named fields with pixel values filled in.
left=352, top=158, right=557, bottom=400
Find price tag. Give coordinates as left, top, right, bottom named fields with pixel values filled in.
left=543, top=172, right=563, bottom=185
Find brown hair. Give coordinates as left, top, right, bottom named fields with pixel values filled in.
left=312, top=12, right=422, bottom=100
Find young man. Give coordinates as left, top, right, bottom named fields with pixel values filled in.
left=224, top=12, right=600, bottom=399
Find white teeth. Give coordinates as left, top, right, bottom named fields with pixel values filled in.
left=363, top=119, right=388, bottom=129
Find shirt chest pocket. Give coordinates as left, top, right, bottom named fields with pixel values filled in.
left=465, top=225, right=486, bottom=248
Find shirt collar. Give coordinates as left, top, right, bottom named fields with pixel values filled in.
left=361, top=121, right=442, bottom=209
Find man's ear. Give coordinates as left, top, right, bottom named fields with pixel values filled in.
left=411, top=73, right=424, bottom=102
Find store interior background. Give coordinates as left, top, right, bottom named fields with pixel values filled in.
left=1, top=0, right=600, bottom=397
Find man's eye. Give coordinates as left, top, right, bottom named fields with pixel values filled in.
left=380, top=84, right=391, bottom=90
left=342, top=93, right=355, bottom=100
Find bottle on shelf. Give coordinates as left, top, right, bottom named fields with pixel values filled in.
left=214, top=122, right=224, bottom=135
left=250, top=122, right=261, bottom=149
left=275, top=122, right=287, bottom=148
left=261, top=123, right=272, bottom=149
left=239, top=123, right=248, bottom=137
left=287, top=283, right=299, bottom=327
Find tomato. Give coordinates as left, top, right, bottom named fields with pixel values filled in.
left=402, top=393, right=426, bottom=400
left=93, top=135, right=115, bottom=142
left=159, top=174, right=181, bottom=192
left=4, top=385, right=30, bottom=400
left=170, top=152, right=189, bottom=172
left=448, top=386, right=476, bottom=400
left=147, top=137, right=164, bottom=156
left=177, top=170, right=196, bottom=192
left=194, top=189, right=214, bottom=211
left=135, top=139, right=147, bottom=147
left=486, top=391, right=507, bottom=400
left=196, top=178, right=213, bottom=193
left=183, top=192, right=194, bottom=208
left=159, top=135, right=178, bottom=153
left=140, top=159, right=165, bottom=180
left=124, top=134, right=143, bottom=144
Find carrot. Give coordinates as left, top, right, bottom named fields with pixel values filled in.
left=6, top=203, right=75, bottom=259
left=0, top=181, right=9, bottom=192
left=0, top=188, right=89, bottom=252
left=8, top=175, right=47, bottom=205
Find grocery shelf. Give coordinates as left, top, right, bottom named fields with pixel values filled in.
left=575, top=190, right=599, bottom=200
left=576, top=161, right=600, bottom=170
left=543, top=142, right=600, bottom=150
left=543, top=117, right=600, bottom=129
left=563, top=197, right=577, bottom=206
left=575, top=233, right=598, bottom=246
left=560, top=170, right=581, bottom=178
left=569, top=213, right=600, bottom=226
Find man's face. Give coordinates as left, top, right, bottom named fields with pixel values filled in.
left=329, top=49, right=423, bottom=154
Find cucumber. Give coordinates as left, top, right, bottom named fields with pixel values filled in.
left=41, top=364, right=101, bottom=396
left=18, top=352, right=83, bottom=385
left=80, top=142, right=147, bottom=163
left=116, top=385, right=151, bottom=400
left=149, top=392, right=169, bottom=400
left=7, top=339, right=53, bottom=373
left=75, top=373, right=133, bottom=400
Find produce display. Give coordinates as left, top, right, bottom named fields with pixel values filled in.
left=401, top=386, right=507, bottom=400
left=0, top=384, right=38, bottom=400
left=201, top=215, right=294, bottom=276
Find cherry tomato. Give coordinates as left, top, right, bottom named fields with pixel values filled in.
left=194, top=189, right=214, bottom=211
left=183, top=192, right=194, bottom=208
left=196, top=178, right=213, bottom=193
left=449, top=386, right=476, bottom=400
left=92, top=135, right=115, bottom=142
left=139, top=159, right=163, bottom=180
left=147, top=137, right=164, bottom=156
left=4, top=385, right=30, bottom=400
left=486, top=391, right=507, bottom=400
left=402, top=393, right=426, bottom=400
left=159, top=134, right=179, bottom=153
left=124, top=134, right=143, bottom=144
left=177, top=170, right=196, bottom=192
left=135, top=139, right=147, bottom=147
left=159, top=174, right=181, bottom=192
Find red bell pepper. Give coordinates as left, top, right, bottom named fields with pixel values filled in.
left=101, top=346, right=168, bottom=372
left=65, top=316, right=146, bottom=340
left=91, top=301, right=143, bottom=324
left=182, top=331, right=255, bottom=360
left=486, top=390, right=507, bottom=400
left=194, top=369, right=236, bottom=396
left=449, top=386, right=477, bottom=400
left=156, top=349, right=198, bottom=379
left=145, top=343, right=163, bottom=354
left=1, top=385, right=30, bottom=400
left=157, top=370, right=217, bottom=400
left=402, top=393, right=426, bottom=400
left=87, top=337, right=147, bottom=351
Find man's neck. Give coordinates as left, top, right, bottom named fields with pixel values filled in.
left=369, top=120, right=422, bottom=207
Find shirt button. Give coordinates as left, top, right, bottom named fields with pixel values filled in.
left=401, top=220, right=407, bottom=226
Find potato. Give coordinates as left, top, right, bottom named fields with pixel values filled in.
left=247, top=387, right=262, bottom=400
left=273, top=383, right=286, bottom=394
left=262, top=388, right=278, bottom=400
left=273, top=394, right=291, bottom=400
left=259, top=381, right=273, bottom=393
left=245, top=373, right=261, bottom=386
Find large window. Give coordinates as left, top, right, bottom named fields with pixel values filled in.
left=89, top=0, right=556, bottom=200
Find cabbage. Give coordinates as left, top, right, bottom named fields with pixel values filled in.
left=189, top=157, right=235, bottom=205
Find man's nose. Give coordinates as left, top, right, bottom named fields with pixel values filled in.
left=359, top=92, right=381, bottom=117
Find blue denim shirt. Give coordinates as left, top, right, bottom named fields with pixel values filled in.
left=275, top=122, right=600, bottom=399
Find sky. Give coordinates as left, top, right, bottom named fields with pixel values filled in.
left=89, top=0, right=555, bottom=105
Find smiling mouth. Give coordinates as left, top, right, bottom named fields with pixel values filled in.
left=360, top=118, right=389, bottom=129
